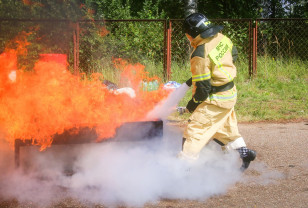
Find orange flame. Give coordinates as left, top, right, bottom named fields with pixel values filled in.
left=22, top=0, right=33, bottom=6
left=22, top=0, right=43, bottom=7
left=0, top=42, right=169, bottom=151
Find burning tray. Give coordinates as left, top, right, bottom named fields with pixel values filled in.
left=14, top=120, right=163, bottom=168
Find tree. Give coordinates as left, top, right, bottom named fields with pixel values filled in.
left=83, top=0, right=131, bottom=19
left=197, top=0, right=262, bottom=19
left=184, top=0, right=198, bottom=18
left=258, top=0, right=308, bottom=18
left=283, top=0, right=308, bottom=18
left=0, top=0, right=86, bottom=20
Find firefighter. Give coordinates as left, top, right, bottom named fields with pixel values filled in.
left=178, top=13, right=256, bottom=171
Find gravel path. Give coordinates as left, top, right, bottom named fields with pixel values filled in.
left=146, top=121, right=308, bottom=208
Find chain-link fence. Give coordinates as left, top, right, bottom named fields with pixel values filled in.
left=164, top=18, right=308, bottom=78
left=78, top=19, right=166, bottom=74
left=170, top=19, right=252, bottom=76
left=168, top=19, right=190, bottom=64
left=0, top=18, right=307, bottom=80
left=0, top=19, right=74, bottom=71
left=256, top=19, right=308, bottom=72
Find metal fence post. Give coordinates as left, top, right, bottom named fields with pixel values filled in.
left=164, top=20, right=172, bottom=81
left=252, top=20, right=258, bottom=75
left=248, top=19, right=252, bottom=77
left=163, top=20, right=166, bottom=80
left=73, top=22, right=80, bottom=75
left=167, top=20, right=172, bottom=80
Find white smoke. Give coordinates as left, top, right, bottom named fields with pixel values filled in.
left=0, top=124, right=242, bottom=207
left=241, top=162, right=284, bottom=185
left=146, top=83, right=190, bottom=120
left=0, top=82, right=244, bottom=207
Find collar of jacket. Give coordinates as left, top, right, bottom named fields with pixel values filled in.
left=190, top=33, right=219, bottom=49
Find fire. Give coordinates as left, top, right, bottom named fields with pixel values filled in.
left=22, top=0, right=43, bottom=7
left=0, top=42, right=170, bottom=150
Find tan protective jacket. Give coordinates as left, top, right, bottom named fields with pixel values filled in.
left=190, top=33, right=237, bottom=109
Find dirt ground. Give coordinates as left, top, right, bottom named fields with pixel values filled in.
left=1, top=121, right=308, bottom=208
left=145, top=121, right=308, bottom=208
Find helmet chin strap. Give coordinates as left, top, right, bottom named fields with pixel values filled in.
left=185, top=33, right=194, bottom=42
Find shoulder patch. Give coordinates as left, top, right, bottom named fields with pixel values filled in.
left=191, top=44, right=205, bottom=59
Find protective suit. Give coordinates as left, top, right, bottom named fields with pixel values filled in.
left=180, top=13, right=256, bottom=170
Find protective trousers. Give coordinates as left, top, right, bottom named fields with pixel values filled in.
left=182, top=102, right=241, bottom=159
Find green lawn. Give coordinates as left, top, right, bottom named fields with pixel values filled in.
left=169, top=56, right=308, bottom=122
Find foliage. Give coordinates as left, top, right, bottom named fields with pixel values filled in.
left=258, top=0, right=308, bottom=18
left=83, top=0, right=132, bottom=19
left=137, top=0, right=166, bottom=19
left=77, top=0, right=170, bottom=73
left=0, top=0, right=88, bottom=71
left=1, top=0, right=307, bottom=20
left=257, top=19, right=308, bottom=59
left=78, top=20, right=165, bottom=73
left=82, top=0, right=167, bottom=19
left=197, top=0, right=307, bottom=19
left=0, top=0, right=85, bottom=20
left=198, top=0, right=262, bottom=18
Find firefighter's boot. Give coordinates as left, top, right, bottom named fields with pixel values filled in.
left=237, top=147, right=257, bottom=171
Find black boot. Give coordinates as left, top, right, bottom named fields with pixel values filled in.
left=182, top=137, right=186, bottom=150
left=237, top=147, right=257, bottom=171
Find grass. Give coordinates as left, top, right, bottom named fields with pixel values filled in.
left=94, top=56, right=308, bottom=122
left=168, top=56, right=308, bottom=122
left=235, top=56, right=308, bottom=122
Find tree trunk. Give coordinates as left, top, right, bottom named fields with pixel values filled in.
left=270, top=0, right=277, bottom=18
left=184, top=0, right=198, bottom=18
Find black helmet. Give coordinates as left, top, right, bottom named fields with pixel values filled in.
left=183, top=13, right=223, bottom=38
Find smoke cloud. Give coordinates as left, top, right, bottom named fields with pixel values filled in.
left=0, top=124, right=242, bottom=207
left=241, top=162, right=284, bottom=185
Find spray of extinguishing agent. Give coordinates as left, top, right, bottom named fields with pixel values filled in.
left=146, top=82, right=190, bottom=120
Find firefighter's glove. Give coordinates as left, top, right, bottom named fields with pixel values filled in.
left=186, top=99, right=200, bottom=113
left=185, top=77, right=192, bottom=87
